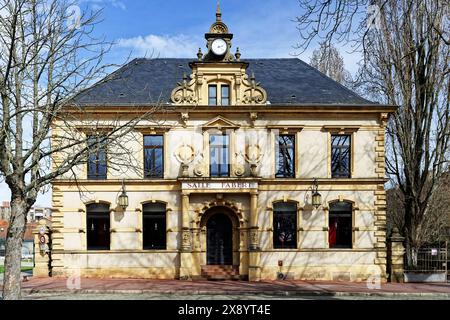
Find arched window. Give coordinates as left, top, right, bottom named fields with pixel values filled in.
left=273, top=202, right=297, bottom=249
left=329, top=201, right=353, bottom=248
left=143, top=202, right=167, bottom=250
left=86, top=203, right=110, bottom=250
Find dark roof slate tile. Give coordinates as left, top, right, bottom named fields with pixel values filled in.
left=72, top=58, right=374, bottom=106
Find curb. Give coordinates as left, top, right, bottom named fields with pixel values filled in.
left=22, top=288, right=450, bottom=298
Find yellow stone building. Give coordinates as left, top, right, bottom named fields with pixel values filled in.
left=44, top=6, right=396, bottom=282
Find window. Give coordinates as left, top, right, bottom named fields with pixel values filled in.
left=87, top=203, right=110, bottom=250
left=331, top=135, right=351, bottom=178
left=208, top=85, right=217, bottom=105
left=87, top=135, right=107, bottom=179
left=144, top=135, right=164, bottom=178
left=210, top=134, right=230, bottom=177
left=221, top=85, right=230, bottom=106
left=143, top=202, right=166, bottom=250
left=273, top=202, right=297, bottom=249
left=276, top=135, right=295, bottom=178
left=208, top=84, right=230, bottom=106
left=329, top=202, right=352, bottom=248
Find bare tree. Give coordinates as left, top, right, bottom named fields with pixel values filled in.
left=387, top=173, right=450, bottom=246
left=295, top=0, right=450, bottom=267
left=0, top=0, right=163, bottom=299
left=309, top=41, right=352, bottom=85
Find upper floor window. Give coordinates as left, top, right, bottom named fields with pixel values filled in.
left=329, top=201, right=352, bottom=248
left=210, top=134, right=230, bottom=177
left=331, top=135, right=351, bottom=178
left=208, top=85, right=217, bottom=105
left=87, top=135, right=107, bottom=180
left=208, top=84, right=230, bottom=106
left=276, top=135, right=295, bottom=178
left=221, top=85, right=230, bottom=106
left=143, top=202, right=167, bottom=250
left=273, top=202, right=297, bottom=249
left=87, top=203, right=110, bottom=250
left=144, top=135, right=164, bottom=178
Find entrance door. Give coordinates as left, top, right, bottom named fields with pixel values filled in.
left=207, top=213, right=233, bottom=265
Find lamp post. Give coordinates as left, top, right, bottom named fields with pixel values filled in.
left=117, top=179, right=129, bottom=210
left=311, top=178, right=322, bottom=209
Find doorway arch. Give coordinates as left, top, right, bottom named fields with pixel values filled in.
left=200, top=206, right=240, bottom=266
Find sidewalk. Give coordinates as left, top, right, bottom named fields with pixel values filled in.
left=9, top=277, right=450, bottom=298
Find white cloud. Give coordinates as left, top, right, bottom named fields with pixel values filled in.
left=116, top=34, right=200, bottom=58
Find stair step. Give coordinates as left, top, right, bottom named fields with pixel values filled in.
left=200, top=265, right=240, bottom=279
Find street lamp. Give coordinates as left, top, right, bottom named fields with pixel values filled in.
left=117, top=179, right=129, bottom=210
left=311, top=178, right=322, bottom=209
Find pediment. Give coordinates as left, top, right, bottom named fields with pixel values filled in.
left=202, top=116, right=240, bottom=130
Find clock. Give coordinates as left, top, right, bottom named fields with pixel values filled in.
left=211, top=38, right=227, bottom=56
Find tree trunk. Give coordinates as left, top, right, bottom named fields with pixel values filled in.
left=2, top=196, right=27, bottom=300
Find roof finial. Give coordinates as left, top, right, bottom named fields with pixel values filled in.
left=216, top=0, right=222, bottom=22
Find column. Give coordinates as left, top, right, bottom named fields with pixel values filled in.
left=179, top=192, right=192, bottom=280
left=248, top=191, right=261, bottom=281
left=388, top=228, right=405, bottom=283
left=249, top=192, right=259, bottom=250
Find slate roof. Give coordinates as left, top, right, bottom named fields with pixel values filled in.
left=71, top=58, right=375, bottom=106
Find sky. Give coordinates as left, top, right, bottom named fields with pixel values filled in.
left=0, top=0, right=362, bottom=207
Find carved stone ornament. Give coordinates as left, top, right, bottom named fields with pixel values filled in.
left=233, top=152, right=245, bottom=177
left=170, top=69, right=268, bottom=106
left=245, top=144, right=263, bottom=164
left=171, top=73, right=197, bottom=105
left=242, top=73, right=267, bottom=104
left=180, top=112, right=189, bottom=128
left=250, top=230, right=258, bottom=246
left=193, top=153, right=207, bottom=177
left=174, top=143, right=196, bottom=165
left=210, top=22, right=228, bottom=34
left=234, top=164, right=245, bottom=177
left=181, top=229, right=191, bottom=251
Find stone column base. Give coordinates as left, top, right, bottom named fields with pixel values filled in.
left=248, top=251, right=261, bottom=281
left=179, top=252, right=193, bottom=280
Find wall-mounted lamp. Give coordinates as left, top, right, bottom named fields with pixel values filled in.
left=311, top=178, right=322, bottom=209
left=117, top=179, right=129, bottom=210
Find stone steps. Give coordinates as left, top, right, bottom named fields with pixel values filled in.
left=201, top=265, right=240, bottom=280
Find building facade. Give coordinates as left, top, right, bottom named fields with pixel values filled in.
left=47, top=7, right=396, bottom=281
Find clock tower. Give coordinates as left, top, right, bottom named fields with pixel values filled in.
left=201, top=2, right=236, bottom=62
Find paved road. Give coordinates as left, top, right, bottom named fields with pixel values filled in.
left=19, top=292, right=450, bottom=300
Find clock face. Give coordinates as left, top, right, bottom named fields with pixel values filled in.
left=211, top=38, right=227, bottom=56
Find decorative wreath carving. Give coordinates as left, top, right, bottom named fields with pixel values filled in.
left=245, top=144, right=263, bottom=164
left=174, top=143, right=196, bottom=164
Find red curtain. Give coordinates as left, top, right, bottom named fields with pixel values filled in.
left=329, top=218, right=337, bottom=247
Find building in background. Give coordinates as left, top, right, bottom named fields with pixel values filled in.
left=0, top=201, right=10, bottom=220
left=28, top=207, right=52, bottom=222
left=0, top=201, right=51, bottom=222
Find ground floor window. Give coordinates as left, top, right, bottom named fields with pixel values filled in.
left=143, top=202, right=166, bottom=250
left=86, top=203, right=110, bottom=250
left=273, top=202, right=297, bottom=249
left=329, top=201, right=352, bottom=248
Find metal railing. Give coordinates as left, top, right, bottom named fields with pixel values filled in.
left=404, top=242, right=448, bottom=274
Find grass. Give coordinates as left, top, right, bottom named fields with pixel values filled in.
left=0, top=265, right=33, bottom=274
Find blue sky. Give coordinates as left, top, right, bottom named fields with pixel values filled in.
left=0, top=0, right=362, bottom=207
left=89, top=0, right=307, bottom=60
